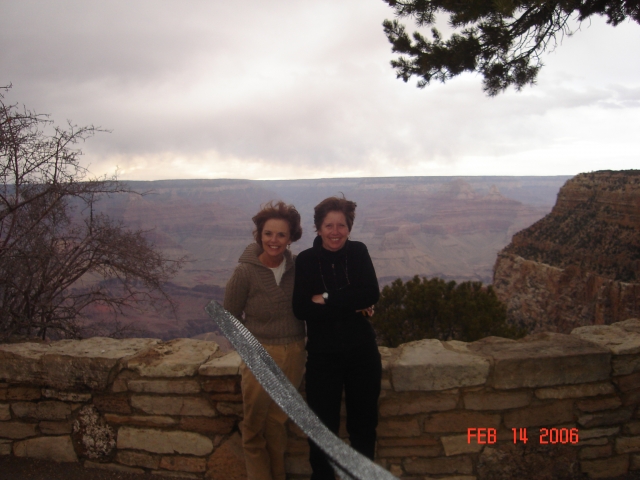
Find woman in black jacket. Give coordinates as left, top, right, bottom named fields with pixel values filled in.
left=292, top=196, right=381, bottom=480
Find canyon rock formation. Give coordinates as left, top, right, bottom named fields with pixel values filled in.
left=85, top=176, right=569, bottom=339
left=493, top=170, right=640, bottom=334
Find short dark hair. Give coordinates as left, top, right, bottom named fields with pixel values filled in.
left=252, top=201, right=303, bottom=246
left=313, top=196, right=357, bottom=232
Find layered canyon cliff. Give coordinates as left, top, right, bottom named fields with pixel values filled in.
left=493, top=170, right=640, bottom=334
left=85, top=176, right=569, bottom=339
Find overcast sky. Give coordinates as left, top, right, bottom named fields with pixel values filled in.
left=2, top=1, right=639, bottom=181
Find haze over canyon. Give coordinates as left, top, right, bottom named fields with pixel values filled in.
left=83, top=176, right=570, bottom=339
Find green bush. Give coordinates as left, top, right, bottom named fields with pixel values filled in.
left=371, top=276, right=526, bottom=348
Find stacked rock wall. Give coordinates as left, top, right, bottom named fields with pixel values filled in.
left=3, top=322, right=640, bottom=479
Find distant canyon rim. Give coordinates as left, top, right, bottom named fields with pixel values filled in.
left=81, top=176, right=571, bottom=340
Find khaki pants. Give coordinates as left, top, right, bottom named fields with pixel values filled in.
left=241, top=339, right=306, bottom=480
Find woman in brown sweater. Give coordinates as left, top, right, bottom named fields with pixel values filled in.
left=223, top=201, right=306, bottom=480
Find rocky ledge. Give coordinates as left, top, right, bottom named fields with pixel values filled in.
left=494, top=170, right=640, bottom=333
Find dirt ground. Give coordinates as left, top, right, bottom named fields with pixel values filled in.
left=0, top=456, right=154, bottom=480
left=2, top=455, right=640, bottom=480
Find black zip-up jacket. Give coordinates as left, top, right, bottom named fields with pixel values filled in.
left=292, top=235, right=380, bottom=353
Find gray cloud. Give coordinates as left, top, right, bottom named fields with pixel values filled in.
left=2, top=0, right=639, bottom=179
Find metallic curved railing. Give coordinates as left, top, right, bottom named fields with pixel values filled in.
left=205, top=301, right=398, bottom=480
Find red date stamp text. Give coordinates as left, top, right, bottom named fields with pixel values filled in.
left=467, top=427, right=579, bottom=444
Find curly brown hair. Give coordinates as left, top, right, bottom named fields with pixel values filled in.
left=313, top=196, right=357, bottom=232
left=252, top=201, right=303, bottom=246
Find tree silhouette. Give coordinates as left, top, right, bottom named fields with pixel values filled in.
left=383, top=0, right=640, bottom=95
left=0, top=86, right=185, bottom=340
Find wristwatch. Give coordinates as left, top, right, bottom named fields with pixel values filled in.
left=322, top=292, right=329, bottom=301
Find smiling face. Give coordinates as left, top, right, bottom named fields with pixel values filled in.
left=260, top=218, right=291, bottom=261
left=318, top=211, right=350, bottom=252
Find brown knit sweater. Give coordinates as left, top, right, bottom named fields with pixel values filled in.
left=223, top=243, right=305, bottom=345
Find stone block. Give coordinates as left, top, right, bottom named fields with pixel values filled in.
left=117, top=450, right=160, bottom=469
left=117, top=427, right=214, bottom=456
left=577, top=396, right=622, bottom=413
left=469, top=332, right=610, bottom=389
left=377, top=418, right=421, bottom=437
left=0, top=403, right=10, bottom=421
left=0, top=439, right=11, bottom=456
left=11, top=401, right=71, bottom=420
left=403, top=455, right=473, bottom=475
left=463, top=391, right=532, bottom=410
left=131, top=395, right=217, bottom=416
left=572, top=324, right=640, bottom=356
left=580, top=444, right=612, bottom=460
left=390, top=339, right=490, bottom=392
left=0, top=338, right=159, bottom=390
left=206, top=432, right=246, bottom=480
left=617, top=436, right=640, bottom=454
left=13, top=435, right=78, bottom=462
left=613, top=355, right=640, bottom=376
left=111, top=379, right=128, bottom=393
left=579, top=409, right=633, bottom=428
left=478, top=443, right=580, bottom=479
left=535, top=382, right=615, bottom=399
left=126, top=338, right=219, bottom=377
left=623, top=389, right=640, bottom=407
left=388, top=464, right=403, bottom=477
left=625, top=422, right=640, bottom=435
left=424, top=411, right=500, bottom=433
left=0, top=421, right=38, bottom=439
left=377, top=436, right=439, bottom=447
left=216, top=402, right=243, bottom=417
left=93, top=394, right=132, bottom=414
left=201, top=377, right=240, bottom=393
left=377, top=445, right=442, bottom=458
left=379, top=392, right=458, bottom=417
left=111, top=370, right=139, bottom=393
left=41, top=389, right=92, bottom=402
left=209, top=393, right=243, bottom=402
left=581, top=438, right=610, bottom=446
left=576, top=427, right=620, bottom=441
left=0, top=387, right=41, bottom=401
left=152, top=471, right=200, bottom=478
left=199, top=351, right=242, bottom=377
left=39, top=420, right=72, bottom=435
left=613, top=319, right=640, bottom=333
left=104, top=414, right=177, bottom=428
left=581, top=454, right=629, bottom=478
left=128, top=379, right=201, bottom=394
left=160, top=456, right=207, bottom=473
left=179, top=416, right=235, bottom=434
left=73, top=405, right=116, bottom=460
left=615, top=372, right=640, bottom=392
left=503, top=400, right=574, bottom=428
left=441, top=434, right=484, bottom=456
left=84, top=461, right=145, bottom=474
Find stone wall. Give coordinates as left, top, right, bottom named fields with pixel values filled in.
left=3, top=321, right=640, bottom=479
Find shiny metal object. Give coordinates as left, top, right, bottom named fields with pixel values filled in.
left=204, top=300, right=398, bottom=480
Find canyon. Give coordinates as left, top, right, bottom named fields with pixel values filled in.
left=494, top=170, right=640, bottom=333
left=85, top=176, right=569, bottom=339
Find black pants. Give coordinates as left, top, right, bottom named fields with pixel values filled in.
left=305, top=340, right=382, bottom=480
